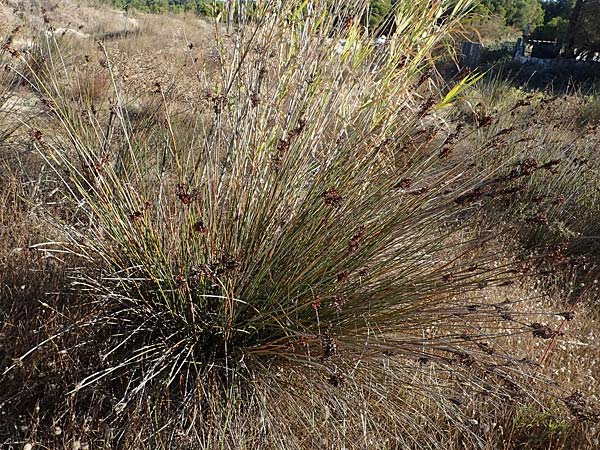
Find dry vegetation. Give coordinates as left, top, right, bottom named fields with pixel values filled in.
left=1, top=1, right=600, bottom=449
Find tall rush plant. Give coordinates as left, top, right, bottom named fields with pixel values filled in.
left=15, top=0, right=546, bottom=438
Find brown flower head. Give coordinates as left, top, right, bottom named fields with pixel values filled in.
left=322, top=188, right=343, bottom=207
left=348, top=226, right=366, bottom=253
left=337, top=270, right=349, bottom=283
left=29, top=129, right=43, bottom=142
left=176, top=183, right=198, bottom=205
left=530, top=323, right=562, bottom=339
left=394, top=178, right=412, bottom=190
left=193, top=220, right=208, bottom=234
left=129, top=211, right=143, bottom=223
left=321, top=334, right=338, bottom=359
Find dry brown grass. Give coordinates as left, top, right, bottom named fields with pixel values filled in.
left=1, top=1, right=599, bottom=449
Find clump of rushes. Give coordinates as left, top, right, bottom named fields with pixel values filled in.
left=455, top=75, right=600, bottom=263
left=12, top=0, right=556, bottom=446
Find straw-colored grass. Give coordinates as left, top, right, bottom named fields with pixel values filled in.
left=1, top=1, right=599, bottom=449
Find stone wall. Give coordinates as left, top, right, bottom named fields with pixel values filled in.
left=514, top=55, right=600, bottom=71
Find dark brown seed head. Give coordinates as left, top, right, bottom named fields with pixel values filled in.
left=216, top=254, right=241, bottom=277
left=337, top=270, right=349, bottom=283
left=176, top=183, right=197, bottom=205
left=29, top=129, right=43, bottom=142
left=348, top=226, right=366, bottom=253
left=276, top=138, right=289, bottom=152
left=193, top=220, right=208, bottom=234
left=439, top=146, right=452, bottom=158
left=291, top=118, right=306, bottom=137
left=129, top=211, right=143, bottom=223
left=530, top=322, right=561, bottom=339
left=476, top=341, right=494, bottom=355
left=518, top=158, right=538, bottom=176
left=478, top=115, right=493, bottom=128
left=328, top=372, right=345, bottom=387
left=394, top=178, right=412, bottom=190
left=417, top=69, right=432, bottom=87
left=419, top=97, right=436, bottom=115
left=540, top=158, right=561, bottom=174
left=250, top=90, right=260, bottom=107
left=322, top=188, right=343, bottom=207
left=212, top=95, right=225, bottom=114
left=321, top=335, right=338, bottom=359
left=455, top=351, right=475, bottom=367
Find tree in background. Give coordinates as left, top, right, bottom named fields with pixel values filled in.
left=476, top=0, right=545, bottom=30
left=565, top=0, right=600, bottom=57
left=119, top=0, right=168, bottom=13
left=366, top=0, right=393, bottom=30
left=511, top=0, right=545, bottom=28
left=108, top=0, right=598, bottom=47
left=541, top=0, right=577, bottom=22
left=148, top=0, right=169, bottom=13
left=531, top=15, right=569, bottom=42
left=110, top=0, right=222, bottom=15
